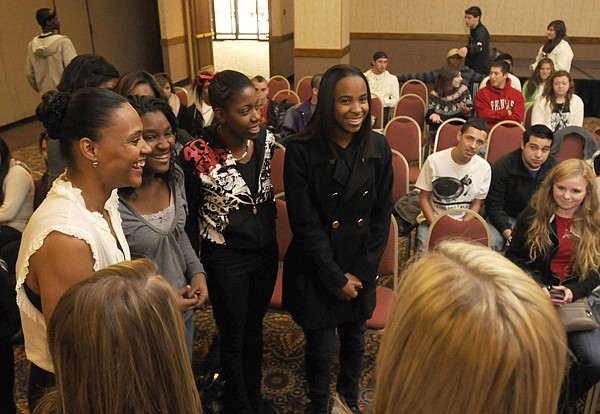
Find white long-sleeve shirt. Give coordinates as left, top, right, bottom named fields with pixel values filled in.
left=531, top=94, right=584, bottom=132
left=0, top=162, right=34, bottom=232
left=364, top=69, right=400, bottom=108
left=530, top=39, right=574, bottom=72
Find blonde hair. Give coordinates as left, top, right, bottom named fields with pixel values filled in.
left=527, top=159, right=600, bottom=279
left=35, top=259, right=201, bottom=414
left=376, top=241, right=567, bottom=414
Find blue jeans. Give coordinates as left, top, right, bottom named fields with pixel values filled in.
left=304, top=320, right=367, bottom=411
left=487, top=216, right=517, bottom=252
left=416, top=222, right=430, bottom=254
left=183, top=309, right=195, bottom=361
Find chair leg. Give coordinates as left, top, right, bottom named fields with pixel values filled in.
left=583, top=381, right=600, bottom=414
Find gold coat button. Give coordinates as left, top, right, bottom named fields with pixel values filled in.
left=332, top=220, right=340, bottom=229
left=362, top=190, right=369, bottom=197
left=357, top=218, right=365, bottom=227
left=331, top=192, right=339, bottom=199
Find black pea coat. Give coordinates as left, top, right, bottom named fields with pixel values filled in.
left=282, top=131, right=394, bottom=330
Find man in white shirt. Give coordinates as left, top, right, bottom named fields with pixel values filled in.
left=364, top=51, right=399, bottom=124
left=415, top=117, right=491, bottom=252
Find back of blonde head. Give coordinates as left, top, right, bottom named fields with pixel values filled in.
left=39, top=259, right=201, bottom=414
left=376, top=241, right=567, bottom=414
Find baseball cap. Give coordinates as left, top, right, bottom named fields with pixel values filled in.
left=447, top=48, right=460, bottom=58
left=372, top=51, right=388, bottom=61
left=36, top=8, right=56, bottom=27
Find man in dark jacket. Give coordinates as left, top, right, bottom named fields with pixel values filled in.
left=280, top=74, right=322, bottom=139
left=458, top=6, right=490, bottom=75
left=486, top=124, right=557, bottom=251
left=397, top=48, right=484, bottom=87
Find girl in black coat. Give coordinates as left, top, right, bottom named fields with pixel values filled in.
left=283, top=65, right=393, bottom=413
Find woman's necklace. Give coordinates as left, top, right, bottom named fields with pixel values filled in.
left=217, top=126, right=250, bottom=161
left=234, top=139, right=250, bottom=161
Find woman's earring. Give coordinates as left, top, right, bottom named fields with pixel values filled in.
left=92, top=160, right=99, bottom=168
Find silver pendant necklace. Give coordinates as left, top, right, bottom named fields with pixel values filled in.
left=234, top=139, right=250, bottom=161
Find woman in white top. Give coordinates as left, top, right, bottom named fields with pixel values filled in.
left=530, top=20, right=574, bottom=72
left=17, top=88, right=150, bottom=411
left=0, top=137, right=34, bottom=250
left=531, top=70, right=583, bottom=132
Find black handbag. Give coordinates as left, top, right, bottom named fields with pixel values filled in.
left=557, top=299, right=600, bottom=332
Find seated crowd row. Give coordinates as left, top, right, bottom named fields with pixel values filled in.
left=422, top=55, right=582, bottom=135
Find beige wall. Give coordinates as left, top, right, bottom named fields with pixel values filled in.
left=351, top=0, right=600, bottom=37
left=158, top=0, right=186, bottom=39
left=270, top=39, right=294, bottom=78
left=87, top=0, right=163, bottom=74
left=295, top=55, right=350, bottom=81
left=295, top=0, right=348, bottom=49
left=270, top=0, right=295, bottom=77
left=271, top=0, right=294, bottom=36
left=157, top=0, right=189, bottom=82
left=292, top=0, right=351, bottom=81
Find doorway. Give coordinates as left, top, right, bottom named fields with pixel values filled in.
left=213, top=0, right=269, bottom=40
left=211, top=0, right=270, bottom=77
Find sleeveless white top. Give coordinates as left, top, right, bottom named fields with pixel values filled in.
left=15, top=175, right=130, bottom=372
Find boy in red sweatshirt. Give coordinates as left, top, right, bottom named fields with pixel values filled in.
left=475, top=60, right=525, bottom=131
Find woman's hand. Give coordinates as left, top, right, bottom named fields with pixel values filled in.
left=189, top=272, right=209, bottom=308
left=174, top=285, right=200, bottom=312
left=336, top=273, right=363, bottom=301
left=551, top=285, right=574, bottom=303
left=457, top=102, right=472, bottom=115
left=429, top=113, right=442, bottom=124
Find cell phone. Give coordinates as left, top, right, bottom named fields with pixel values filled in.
left=550, top=289, right=565, bottom=304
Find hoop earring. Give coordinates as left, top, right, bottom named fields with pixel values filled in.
left=92, top=160, right=98, bottom=168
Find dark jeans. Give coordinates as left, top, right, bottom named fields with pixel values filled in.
left=304, top=320, right=367, bottom=412
left=0, top=239, right=21, bottom=275
left=0, top=257, right=19, bottom=414
left=202, top=242, right=278, bottom=414
left=0, top=336, right=15, bottom=414
left=28, top=363, right=55, bottom=412
left=0, top=226, right=21, bottom=252
left=567, top=325, right=600, bottom=401
left=383, top=107, right=391, bottom=126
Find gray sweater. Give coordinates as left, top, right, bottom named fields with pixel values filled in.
left=119, top=165, right=204, bottom=290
